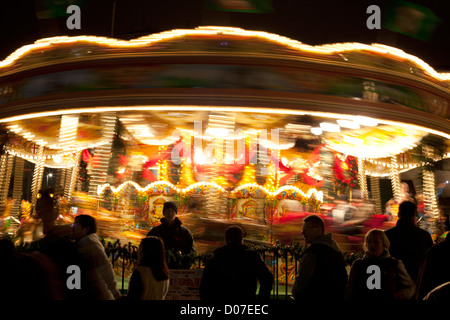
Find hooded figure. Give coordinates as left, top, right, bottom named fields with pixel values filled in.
left=292, top=214, right=348, bottom=301
left=147, top=201, right=195, bottom=268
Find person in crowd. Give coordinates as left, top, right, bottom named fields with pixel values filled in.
left=147, top=201, right=195, bottom=268
left=345, top=229, right=416, bottom=300
left=291, top=214, right=348, bottom=301
left=72, top=214, right=122, bottom=300
left=35, top=188, right=58, bottom=235
left=423, top=281, right=450, bottom=300
left=200, top=226, right=273, bottom=301
left=385, top=201, right=433, bottom=282
left=37, top=223, right=87, bottom=300
left=0, top=237, right=58, bottom=300
left=127, top=236, right=170, bottom=300
left=416, top=232, right=450, bottom=299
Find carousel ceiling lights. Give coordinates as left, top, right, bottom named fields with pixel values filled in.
left=320, top=122, right=340, bottom=132
left=310, top=127, right=322, bottom=135
left=337, top=119, right=360, bottom=129
left=354, top=116, right=378, bottom=127
left=1, top=106, right=448, bottom=139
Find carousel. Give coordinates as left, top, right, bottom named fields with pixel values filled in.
left=0, top=26, right=448, bottom=252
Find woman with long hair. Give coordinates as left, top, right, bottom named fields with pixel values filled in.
left=127, top=236, right=170, bottom=300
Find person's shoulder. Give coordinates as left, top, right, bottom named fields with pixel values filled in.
left=180, top=225, right=193, bottom=234
left=350, top=257, right=363, bottom=268
left=244, top=246, right=262, bottom=256
left=415, top=226, right=432, bottom=236
left=414, top=227, right=433, bottom=241
left=147, top=224, right=163, bottom=235
left=384, top=226, right=397, bottom=235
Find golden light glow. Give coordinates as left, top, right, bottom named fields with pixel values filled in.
left=1, top=26, right=449, bottom=82
left=1, top=106, right=448, bottom=142
left=326, top=126, right=424, bottom=159
left=98, top=180, right=323, bottom=202
left=390, top=155, right=401, bottom=202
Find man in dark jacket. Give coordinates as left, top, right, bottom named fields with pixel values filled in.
left=385, top=201, right=433, bottom=282
left=200, top=226, right=273, bottom=301
left=147, top=201, right=195, bottom=268
left=292, top=214, right=348, bottom=301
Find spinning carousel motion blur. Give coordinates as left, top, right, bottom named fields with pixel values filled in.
left=0, top=26, right=448, bottom=254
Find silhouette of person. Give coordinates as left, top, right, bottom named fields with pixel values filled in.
left=36, top=223, right=87, bottom=300
left=0, top=238, right=59, bottom=300
left=35, top=189, right=58, bottom=235
left=127, top=236, right=170, bottom=300
left=147, top=201, right=195, bottom=268
left=385, top=201, right=433, bottom=282
left=72, top=214, right=121, bottom=300
left=416, top=232, right=450, bottom=299
left=423, top=281, right=450, bottom=300
left=345, top=229, right=415, bottom=300
left=200, top=226, right=273, bottom=301
left=291, top=214, right=348, bottom=301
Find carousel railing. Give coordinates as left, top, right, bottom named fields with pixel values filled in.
left=100, top=239, right=363, bottom=299
left=12, top=237, right=362, bottom=299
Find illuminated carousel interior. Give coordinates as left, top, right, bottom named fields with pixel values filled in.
left=0, top=27, right=448, bottom=255
left=2, top=107, right=448, bottom=253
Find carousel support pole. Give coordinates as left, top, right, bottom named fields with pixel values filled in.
left=10, top=156, right=24, bottom=225
left=370, top=176, right=382, bottom=214
left=422, top=145, right=440, bottom=238
left=65, top=151, right=82, bottom=201
left=59, top=114, right=79, bottom=197
left=275, top=149, right=280, bottom=191
left=0, top=153, right=14, bottom=218
left=0, top=153, right=11, bottom=212
left=31, top=145, right=45, bottom=214
left=358, top=158, right=368, bottom=200
left=390, top=155, right=401, bottom=203
left=88, top=113, right=117, bottom=200
left=62, top=167, right=70, bottom=199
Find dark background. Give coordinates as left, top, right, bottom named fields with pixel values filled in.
left=0, top=0, right=449, bottom=70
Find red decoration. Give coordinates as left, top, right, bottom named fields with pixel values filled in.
left=141, top=168, right=157, bottom=182
left=118, top=154, right=129, bottom=166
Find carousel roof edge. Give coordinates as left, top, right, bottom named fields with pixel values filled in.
left=0, top=26, right=449, bottom=85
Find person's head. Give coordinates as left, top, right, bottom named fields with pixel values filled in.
left=364, top=229, right=390, bottom=258
left=72, top=214, right=97, bottom=241
left=163, top=201, right=178, bottom=225
left=302, top=215, right=325, bottom=244
left=225, top=226, right=244, bottom=246
left=398, top=200, right=417, bottom=222
left=400, top=182, right=411, bottom=194
left=138, top=236, right=169, bottom=281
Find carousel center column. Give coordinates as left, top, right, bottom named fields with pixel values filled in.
left=390, top=155, right=401, bottom=202
left=31, top=145, right=45, bottom=214
left=58, top=115, right=80, bottom=201
left=88, top=112, right=117, bottom=202
left=358, top=157, right=368, bottom=200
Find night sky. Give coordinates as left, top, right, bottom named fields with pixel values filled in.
left=0, top=0, right=449, bottom=70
